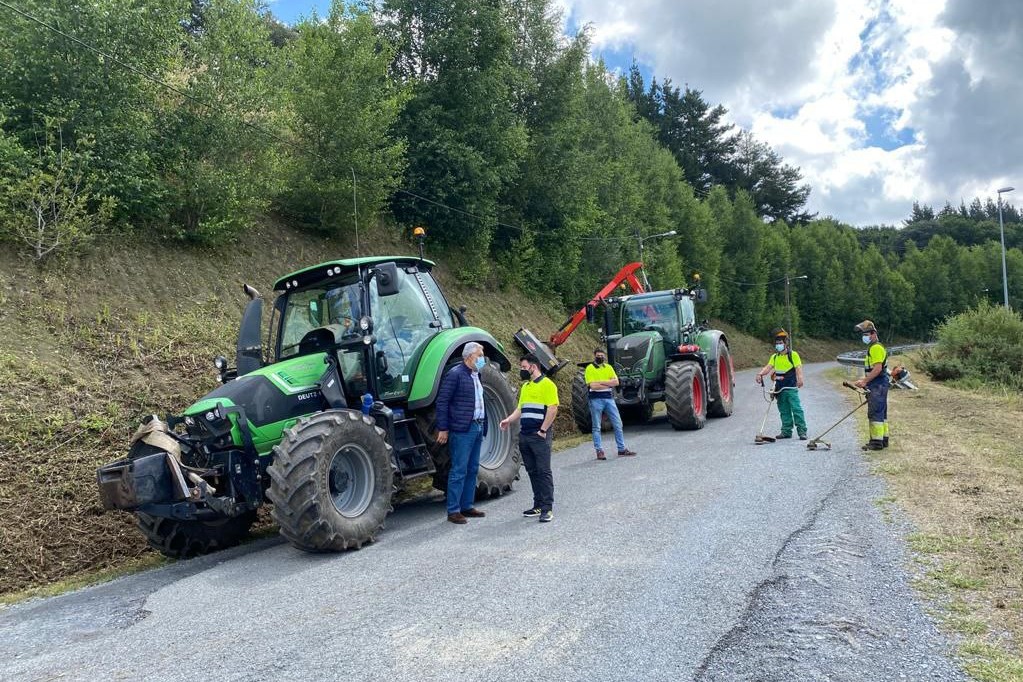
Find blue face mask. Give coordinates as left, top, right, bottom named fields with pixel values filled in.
left=861, top=335, right=872, bottom=345
left=774, top=343, right=785, bottom=352
left=474, top=356, right=486, bottom=371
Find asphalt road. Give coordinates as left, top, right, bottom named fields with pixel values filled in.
left=0, top=363, right=966, bottom=681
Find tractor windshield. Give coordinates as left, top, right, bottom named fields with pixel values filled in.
left=372, top=268, right=453, bottom=399
left=621, top=297, right=679, bottom=342
left=277, top=266, right=453, bottom=401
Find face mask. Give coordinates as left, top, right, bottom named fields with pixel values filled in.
left=474, top=356, right=486, bottom=371
left=861, top=335, right=872, bottom=345
left=774, top=343, right=785, bottom=352
left=594, top=357, right=605, bottom=366
left=519, top=368, right=532, bottom=381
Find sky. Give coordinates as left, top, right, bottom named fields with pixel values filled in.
left=271, top=0, right=1022, bottom=227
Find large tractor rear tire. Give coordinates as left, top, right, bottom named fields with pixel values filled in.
left=268, top=410, right=394, bottom=552
left=665, top=361, right=707, bottom=431
left=136, top=511, right=257, bottom=559
left=423, top=364, right=520, bottom=498
left=570, top=371, right=592, bottom=434
left=707, top=341, right=735, bottom=418
left=128, top=441, right=256, bottom=559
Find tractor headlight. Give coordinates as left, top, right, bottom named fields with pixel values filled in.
left=214, top=355, right=227, bottom=371
left=359, top=316, right=373, bottom=332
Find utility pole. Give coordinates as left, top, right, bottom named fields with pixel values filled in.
left=997, top=186, right=1015, bottom=309
left=784, top=274, right=808, bottom=346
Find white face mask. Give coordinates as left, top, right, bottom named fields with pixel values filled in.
left=774, top=343, right=785, bottom=352
left=861, top=335, right=872, bottom=344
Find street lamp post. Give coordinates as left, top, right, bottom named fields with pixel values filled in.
left=784, top=274, right=808, bottom=345
left=637, top=230, right=678, bottom=290
left=997, top=186, right=1015, bottom=310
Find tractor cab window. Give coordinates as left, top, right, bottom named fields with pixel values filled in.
left=371, top=268, right=453, bottom=400
left=679, top=297, right=696, bottom=328
left=621, top=298, right=680, bottom=342
left=279, top=281, right=363, bottom=359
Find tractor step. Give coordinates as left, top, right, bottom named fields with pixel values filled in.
left=392, top=418, right=434, bottom=475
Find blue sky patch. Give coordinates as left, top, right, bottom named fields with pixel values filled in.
left=861, top=107, right=915, bottom=151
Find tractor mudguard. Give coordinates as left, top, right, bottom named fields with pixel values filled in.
left=407, top=328, right=511, bottom=410
left=696, top=329, right=728, bottom=371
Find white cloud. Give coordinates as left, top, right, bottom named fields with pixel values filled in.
left=561, top=0, right=1021, bottom=226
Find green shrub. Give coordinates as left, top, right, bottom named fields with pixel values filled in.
left=920, top=301, right=1023, bottom=389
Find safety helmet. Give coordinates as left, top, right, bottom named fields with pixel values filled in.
left=770, top=327, right=788, bottom=340
left=854, top=320, right=876, bottom=334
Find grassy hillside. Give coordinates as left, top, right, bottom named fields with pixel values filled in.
left=0, top=221, right=847, bottom=596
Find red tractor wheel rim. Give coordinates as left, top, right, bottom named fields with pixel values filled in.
left=693, top=376, right=703, bottom=414
left=719, top=360, right=731, bottom=401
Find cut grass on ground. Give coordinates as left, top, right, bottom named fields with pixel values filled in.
left=861, top=356, right=1023, bottom=681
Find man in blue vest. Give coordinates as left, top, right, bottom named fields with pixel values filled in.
left=436, top=342, right=488, bottom=524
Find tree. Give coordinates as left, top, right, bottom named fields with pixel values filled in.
left=730, top=130, right=812, bottom=224
left=0, top=121, right=114, bottom=260
left=276, top=2, right=408, bottom=235
left=383, top=0, right=528, bottom=281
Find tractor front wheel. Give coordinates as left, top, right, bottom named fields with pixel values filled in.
left=268, top=410, right=394, bottom=552
left=128, top=441, right=257, bottom=559
left=665, top=361, right=707, bottom=431
left=570, top=371, right=592, bottom=434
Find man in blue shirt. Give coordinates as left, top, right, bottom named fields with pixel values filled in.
left=436, top=342, right=488, bottom=524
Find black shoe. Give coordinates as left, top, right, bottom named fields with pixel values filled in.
left=539, top=510, right=554, bottom=523
left=522, top=507, right=542, bottom=517
left=798, top=434, right=808, bottom=440
left=775, top=434, right=792, bottom=440
left=861, top=440, right=884, bottom=451
left=882, top=437, right=889, bottom=448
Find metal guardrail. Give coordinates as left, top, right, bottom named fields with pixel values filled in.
left=835, top=343, right=935, bottom=366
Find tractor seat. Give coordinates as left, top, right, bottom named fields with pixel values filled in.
left=297, top=326, right=339, bottom=356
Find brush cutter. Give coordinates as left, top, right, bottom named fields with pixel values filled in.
left=753, top=385, right=799, bottom=444
left=806, top=381, right=869, bottom=451
left=753, top=387, right=777, bottom=444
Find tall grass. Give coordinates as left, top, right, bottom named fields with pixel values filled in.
left=919, top=301, right=1023, bottom=390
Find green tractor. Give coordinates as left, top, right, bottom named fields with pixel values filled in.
left=570, top=285, right=734, bottom=432
left=97, top=248, right=520, bottom=558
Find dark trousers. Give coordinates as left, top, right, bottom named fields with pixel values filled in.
left=519, top=432, right=554, bottom=512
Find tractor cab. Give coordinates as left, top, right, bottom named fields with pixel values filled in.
left=269, top=257, right=455, bottom=404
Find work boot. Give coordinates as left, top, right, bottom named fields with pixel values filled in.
left=882, top=437, right=889, bottom=449
left=861, top=440, right=884, bottom=451
left=595, top=449, right=607, bottom=461
left=775, top=434, right=792, bottom=440
left=617, top=449, right=637, bottom=457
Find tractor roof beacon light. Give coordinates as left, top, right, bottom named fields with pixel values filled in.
left=414, top=226, right=427, bottom=263
left=997, top=187, right=1015, bottom=310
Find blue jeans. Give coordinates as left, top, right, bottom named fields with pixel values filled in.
left=589, top=398, right=626, bottom=452
left=446, top=422, right=482, bottom=514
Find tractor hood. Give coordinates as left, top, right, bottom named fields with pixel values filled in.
left=183, top=352, right=331, bottom=454
left=613, top=331, right=662, bottom=373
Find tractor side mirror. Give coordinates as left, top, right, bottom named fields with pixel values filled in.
left=585, top=303, right=596, bottom=323
left=375, top=262, right=401, bottom=297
